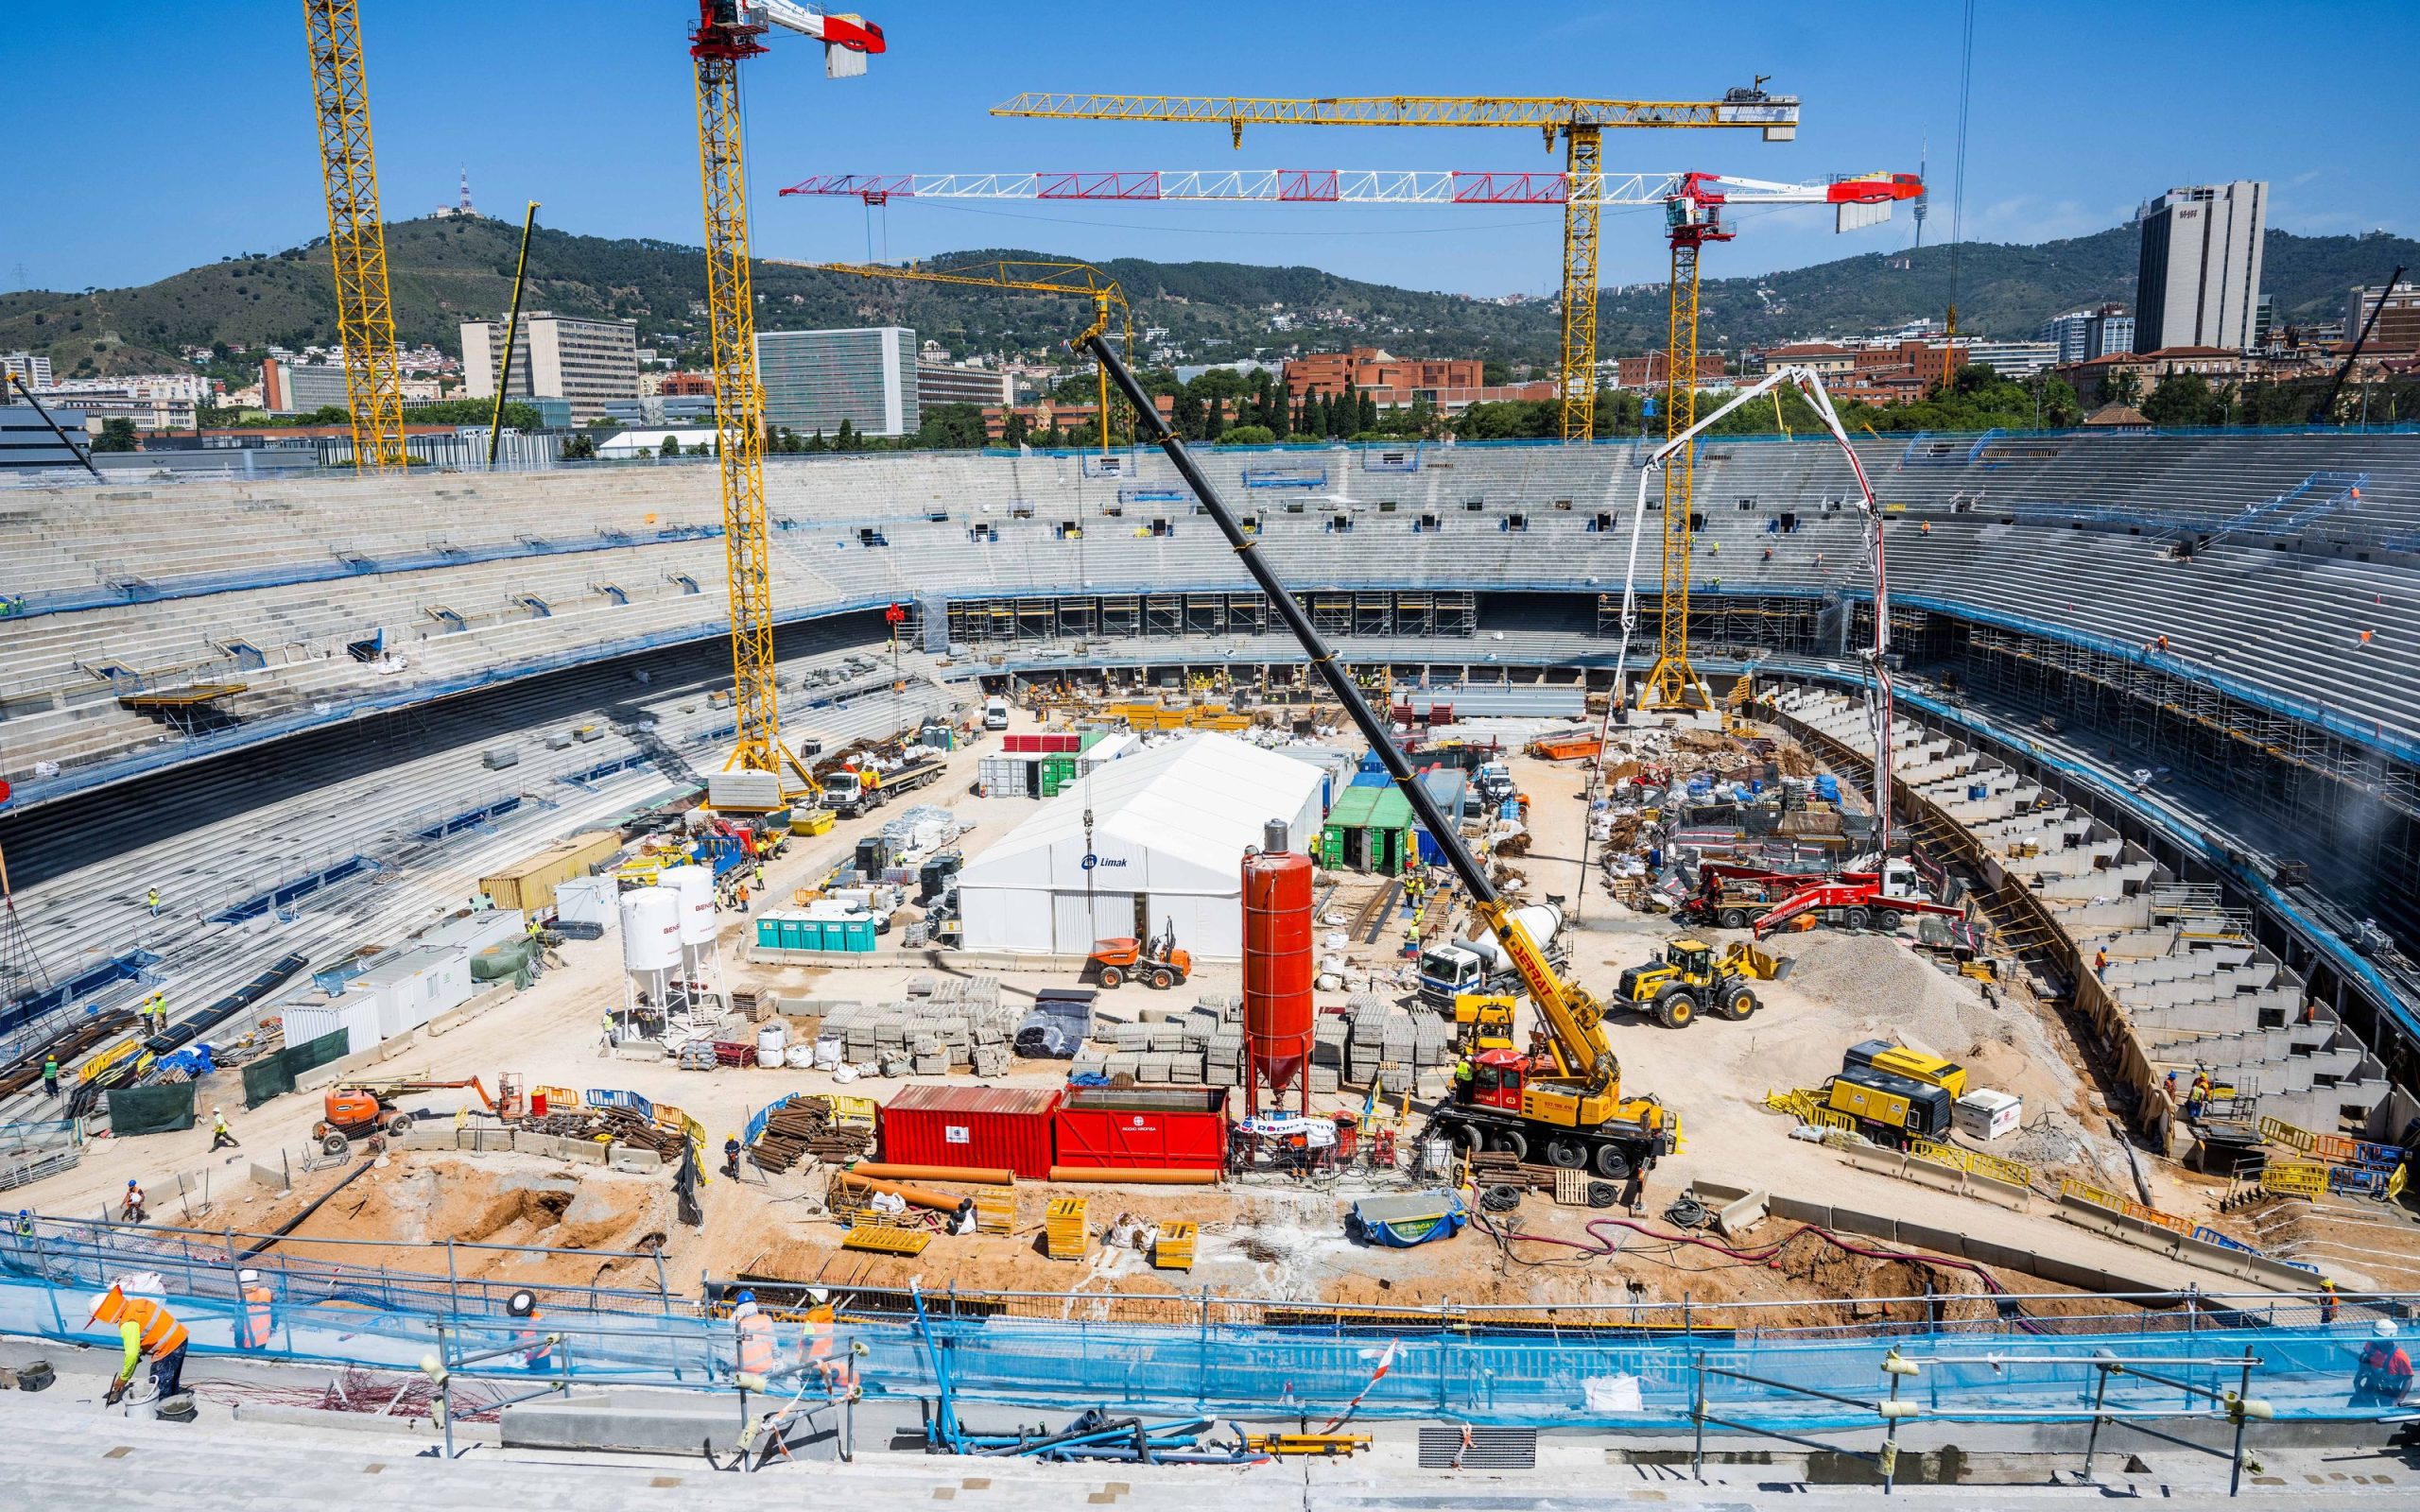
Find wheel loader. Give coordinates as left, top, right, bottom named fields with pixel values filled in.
left=1614, top=938, right=1789, bottom=1028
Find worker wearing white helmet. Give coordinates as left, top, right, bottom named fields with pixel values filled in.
left=2356, top=1317, right=2412, bottom=1404
left=90, top=1282, right=187, bottom=1404
left=237, top=1267, right=275, bottom=1350
left=210, top=1106, right=239, bottom=1152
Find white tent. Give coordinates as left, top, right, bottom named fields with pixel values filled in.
left=957, top=732, right=1326, bottom=959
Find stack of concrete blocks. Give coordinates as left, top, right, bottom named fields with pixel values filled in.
left=1201, top=995, right=1246, bottom=1088
left=1311, top=1014, right=1347, bottom=1094
left=1341, top=996, right=1455, bottom=1095
left=803, top=974, right=1019, bottom=1079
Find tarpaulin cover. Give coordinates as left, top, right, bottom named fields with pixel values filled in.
left=471, top=939, right=537, bottom=982
left=1348, top=1190, right=1466, bottom=1247
left=241, top=1029, right=351, bottom=1108
left=106, top=1081, right=196, bottom=1136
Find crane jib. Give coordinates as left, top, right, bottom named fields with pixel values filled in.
left=1088, top=335, right=1499, bottom=911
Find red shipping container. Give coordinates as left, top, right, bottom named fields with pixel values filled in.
left=1054, top=1087, right=1229, bottom=1170
left=1003, top=734, right=1036, bottom=753
left=881, top=1084, right=1061, bottom=1179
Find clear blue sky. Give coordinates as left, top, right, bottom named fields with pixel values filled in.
left=5, top=1, right=2411, bottom=298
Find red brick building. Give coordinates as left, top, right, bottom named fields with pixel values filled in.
left=1283, top=348, right=1484, bottom=403
left=660, top=371, right=716, bottom=396
left=1612, top=352, right=1731, bottom=389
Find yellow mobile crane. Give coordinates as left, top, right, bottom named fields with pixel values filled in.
left=301, top=0, right=407, bottom=472
left=687, top=2, right=883, bottom=797
left=990, top=88, right=1798, bottom=443
left=1090, top=334, right=1675, bottom=1181
left=801, top=260, right=1132, bottom=455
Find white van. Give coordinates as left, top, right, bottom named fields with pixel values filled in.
left=983, top=697, right=1010, bottom=730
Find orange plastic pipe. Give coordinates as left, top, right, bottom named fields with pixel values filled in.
left=1046, top=1166, right=1221, bottom=1185
left=831, top=1173, right=964, bottom=1212
left=846, top=1161, right=1013, bottom=1186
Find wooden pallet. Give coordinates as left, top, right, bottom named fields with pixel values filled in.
left=1553, top=1168, right=1589, bottom=1207
left=1151, top=1220, right=1198, bottom=1271
left=1044, top=1197, right=1088, bottom=1261
left=841, top=1225, right=932, bottom=1257
left=974, top=1185, right=1016, bottom=1235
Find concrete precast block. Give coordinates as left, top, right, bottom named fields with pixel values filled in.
left=426, top=982, right=518, bottom=1038
left=1894, top=1221, right=1971, bottom=1261
left=248, top=1161, right=291, bottom=1194
left=1714, top=1189, right=1770, bottom=1240
left=1964, top=1172, right=2033, bottom=1211
left=400, top=1126, right=458, bottom=1152
left=1768, top=1194, right=1833, bottom=1228
left=1829, top=1206, right=1898, bottom=1244
left=557, top=1139, right=608, bottom=1165
left=608, top=1144, right=664, bottom=1170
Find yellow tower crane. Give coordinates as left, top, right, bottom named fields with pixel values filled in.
left=988, top=89, right=1800, bottom=443
left=686, top=3, right=884, bottom=794
left=301, top=0, right=406, bottom=472
left=797, top=260, right=1132, bottom=455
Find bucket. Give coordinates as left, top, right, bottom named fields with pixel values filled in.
left=154, top=1391, right=198, bottom=1423
left=13, top=1360, right=52, bottom=1392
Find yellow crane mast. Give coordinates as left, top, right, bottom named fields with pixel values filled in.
left=686, top=3, right=883, bottom=791
left=989, top=89, right=1800, bottom=443
left=301, top=0, right=406, bottom=472
left=800, top=260, right=1132, bottom=455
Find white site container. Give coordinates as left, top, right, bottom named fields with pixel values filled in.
left=1953, top=1088, right=2023, bottom=1142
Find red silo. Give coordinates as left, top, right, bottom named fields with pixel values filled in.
left=1242, top=824, right=1315, bottom=1114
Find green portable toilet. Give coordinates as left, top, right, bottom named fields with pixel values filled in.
left=755, top=916, right=782, bottom=950
left=843, top=918, right=876, bottom=951
left=787, top=917, right=818, bottom=951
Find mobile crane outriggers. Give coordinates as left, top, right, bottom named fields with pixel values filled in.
left=1092, top=336, right=1676, bottom=1181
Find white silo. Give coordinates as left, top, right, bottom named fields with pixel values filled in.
left=618, top=885, right=683, bottom=1026
left=662, top=862, right=721, bottom=1013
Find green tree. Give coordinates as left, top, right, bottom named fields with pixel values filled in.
left=1002, top=411, right=1030, bottom=446
left=559, top=431, right=597, bottom=460
left=2141, top=369, right=2222, bottom=427
left=1219, top=423, right=1275, bottom=445
left=1356, top=388, right=1377, bottom=434
left=2031, top=374, right=2083, bottom=428
left=1481, top=360, right=1512, bottom=386
left=835, top=417, right=858, bottom=451
left=92, top=417, right=139, bottom=453
left=410, top=398, right=543, bottom=430
left=804, top=428, right=828, bottom=453
left=914, top=403, right=990, bottom=450
left=659, top=435, right=682, bottom=458
left=2100, top=369, right=2145, bottom=410
left=1201, top=394, right=1224, bottom=440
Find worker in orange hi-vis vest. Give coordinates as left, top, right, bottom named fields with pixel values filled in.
left=732, top=1290, right=777, bottom=1388
left=238, top=1268, right=275, bottom=1350
left=90, top=1281, right=188, bottom=1403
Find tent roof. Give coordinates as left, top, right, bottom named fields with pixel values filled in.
left=960, top=733, right=1325, bottom=884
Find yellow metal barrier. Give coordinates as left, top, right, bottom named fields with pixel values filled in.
left=535, top=1085, right=579, bottom=1111
left=2257, top=1114, right=2317, bottom=1153
left=2259, top=1161, right=2329, bottom=1198
left=1910, top=1138, right=2036, bottom=1191
left=2059, top=1177, right=2190, bottom=1233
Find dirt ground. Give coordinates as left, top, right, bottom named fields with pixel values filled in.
left=22, top=705, right=2377, bottom=1312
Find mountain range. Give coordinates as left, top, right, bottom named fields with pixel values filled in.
left=3, top=214, right=2411, bottom=382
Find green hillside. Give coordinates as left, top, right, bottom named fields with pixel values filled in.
left=2, top=214, right=2411, bottom=381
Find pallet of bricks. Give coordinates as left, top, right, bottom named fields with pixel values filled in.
left=811, top=975, right=1017, bottom=1078
left=749, top=1095, right=874, bottom=1174
left=1080, top=997, right=1216, bottom=1086
left=1342, top=994, right=1450, bottom=1097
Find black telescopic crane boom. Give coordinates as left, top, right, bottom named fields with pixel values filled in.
left=2312, top=263, right=2406, bottom=426
left=1089, top=335, right=1496, bottom=907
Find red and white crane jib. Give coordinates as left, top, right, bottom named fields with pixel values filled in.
left=781, top=168, right=1692, bottom=205
left=695, top=1, right=885, bottom=73
left=1608, top=365, right=1895, bottom=853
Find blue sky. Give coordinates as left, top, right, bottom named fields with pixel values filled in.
left=6, top=1, right=2412, bottom=297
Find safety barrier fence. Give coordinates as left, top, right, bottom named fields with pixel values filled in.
left=0, top=1267, right=2407, bottom=1432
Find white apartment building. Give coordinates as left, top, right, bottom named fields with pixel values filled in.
left=461, top=312, right=640, bottom=420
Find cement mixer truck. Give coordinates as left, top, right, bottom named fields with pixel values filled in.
left=1419, top=902, right=1567, bottom=1010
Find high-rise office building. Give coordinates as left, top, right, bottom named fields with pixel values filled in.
left=461, top=312, right=640, bottom=420
left=2040, top=305, right=2135, bottom=365
left=261, top=357, right=355, bottom=415
left=2135, top=181, right=2266, bottom=352
left=3, top=352, right=54, bottom=390
left=755, top=326, right=918, bottom=438
left=2344, top=283, right=2420, bottom=352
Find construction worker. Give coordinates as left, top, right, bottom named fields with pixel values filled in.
left=120, top=1180, right=146, bottom=1224
left=1452, top=1057, right=1474, bottom=1103
left=209, top=1107, right=239, bottom=1152
left=2093, top=947, right=2108, bottom=981
left=2187, top=1072, right=2212, bottom=1119
left=2321, top=1279, right=2340, bottom=1326
left=753, top=863, right=767, bottom=889
left=147, top=887, right=161, bottom=918
left=732, top=1289, right=777, bottom=1386
left=723, top=1133, right=743, bottom=1181
left=237, top=1268, right=275, bottom=1350
left=41, top=1054, right=58, bottom=1099
left=1402, top=923, right=1419, bottom=961
left=599, top=1012, right=617, bottom=1057
left=90, top=1282, right=188, bottom=1404
left=507, top=1289, right=554, bottom=1373
left=2355, top=1319, right=2413, bottom=1405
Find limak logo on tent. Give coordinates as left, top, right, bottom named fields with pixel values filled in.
left=1080, top=853, right=1131, bottom=870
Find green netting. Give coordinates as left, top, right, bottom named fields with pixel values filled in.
left=106, top=1081, right=196, bottom=1135
left=242, top=1030, right=351, bottom=1109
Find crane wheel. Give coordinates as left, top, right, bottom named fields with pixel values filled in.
left=1653, top=989, right=1698, bottom=1029
left=1720, top=987, right=1759, bottom=1022
left=1720, top=908, right=1750, bottom=931
left=1544, top=1137, right=1588, bottom=1170
left=1875, top=910, right=1902, bottom=933
left=1098, top=966, right=1124, bottom=989
left=1844, top=906, right=1873, bottom=931
left=1592, top=1144, right=1632, bottom=1181
left=1452, top=1124, right=1485, bottom=1155
left=320, top=1133, right=350, bottom=1158
left=1486, top=1128, right=1529, bottom=1161
left=1150, top=969, right=1175, bottom=990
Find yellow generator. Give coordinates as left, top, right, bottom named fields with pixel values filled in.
left=1824, top=1067, right=1953, bottom=1144
left=1843, top=1039, right=1967, bottom=1099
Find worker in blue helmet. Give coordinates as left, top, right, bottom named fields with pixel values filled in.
left=732, top=1289, right=775, bottom=1387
